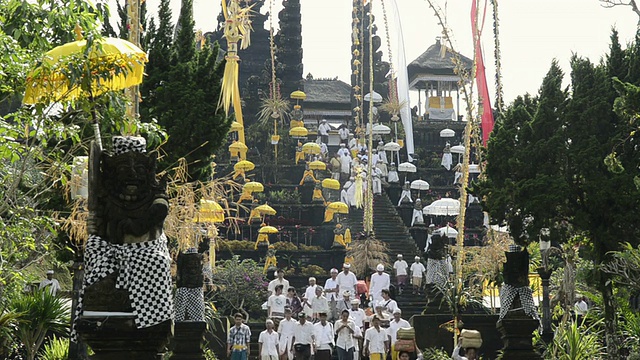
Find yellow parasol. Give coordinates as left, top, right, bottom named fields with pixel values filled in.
left=234, top=160, right=255, bottom=172
left=289, top=126, right=308, bottom=138
left=195, top=199, right=225, bottom=223
left=243, top=181, right=264, bottom=193
left=290, top=90, right=307, bottom=100
left=322, top=178, right=341, bottom=190
left=309, top=160, right=327, bottom=171
left=302, top=142, right=321, bottom=154
left=229, top=141, right=248, bottom=161
left=230, top=121, right=244, bottom=132
left=258, top=225, right=279, bottom=234
left=23, top=37, right=147, bottom=105
left=324, top=201, right=350, bottom=222
left=255, top=204, right=277, bottom=216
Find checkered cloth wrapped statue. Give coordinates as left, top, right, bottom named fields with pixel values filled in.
left=498, top=245, right=540, bottom=323
left=175, top=248, right=205, bottom=322
left=72, top=136, right=173, bottom=340
left=425, top=234, right=449, bottom=287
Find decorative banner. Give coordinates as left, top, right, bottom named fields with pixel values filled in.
left=471, top=0, right=495, bottom=145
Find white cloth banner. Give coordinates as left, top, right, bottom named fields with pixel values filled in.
left=390, top=0, right=415, bottom=161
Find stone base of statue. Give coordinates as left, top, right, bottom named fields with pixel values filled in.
left=76, top=316, right=172, bottom=360
left=398, top=203, right=413, bottom=228
left=170, top=321, right=207, bottom=359
left=496, top=308, right=542, bottom=360
left=423, top=283, right=449, bottom=314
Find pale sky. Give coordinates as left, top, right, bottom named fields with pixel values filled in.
left=127, top=0, right=639, bottom=105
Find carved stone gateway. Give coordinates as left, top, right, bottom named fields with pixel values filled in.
left=74, top=136, right=174, bottom=359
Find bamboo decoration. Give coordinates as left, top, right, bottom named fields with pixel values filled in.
left=364, top=1, right=374, bottom=235
left=219, top=0, right=254, bottom=145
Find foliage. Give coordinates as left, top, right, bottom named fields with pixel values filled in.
left=272, top=241, right=299, bottom=251
left=602, top=242, right=640, bottom=291
left=299, top=265, right=326, bottom=276
left=209, top=256, right=268, bottom=318
left=298, top=244, right=322, bottom=251
left=9, top=289, right=69, bottom=360
left=255, top=189, right=301, bottom=204
left=421, top=347, right=450, bottom=360
left=39, top=336, right=69, bottom=360
left=544, top=318, right=605, bottom=360
left=217, top=240, right=255, bottom=252
left=257, top=95, right=290, bottom=125
left=0, top=307, right=19, bottom=358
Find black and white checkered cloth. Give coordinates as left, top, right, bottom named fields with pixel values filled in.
left=426, top=259, right=448, bottom=287
left=71, top=234, right=173, bottom=340
left=498, top=283, right=540, bottom=323
left=175, top=287, right=205, bottom=321
left=112, top=136, right=146, bottom=155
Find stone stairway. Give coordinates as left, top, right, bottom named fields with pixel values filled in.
left=344, top=194, right=419, bottom=258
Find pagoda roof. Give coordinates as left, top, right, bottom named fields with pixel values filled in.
left=302, top=78, right=352, bottom=105
left=408, top=40, right=473, bottom=87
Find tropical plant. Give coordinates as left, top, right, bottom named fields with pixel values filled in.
left=422, top=347, right=450, bottom=360
left=300, top=265, right=325, bottom=276
left=204, top=301, right=225, bottom=349
left=209, top=256, right=268, bottom=319
left=0, top=308, right=19, bottom=358
left=9, top=289, right=70, bottom=360
left=40, top=336, right=69, bottom=360
left=257, top=95, right=290, bottom=125
left=544, top=317, right=605, bottom=360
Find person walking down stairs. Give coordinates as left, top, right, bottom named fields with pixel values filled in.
left=393, top=255, right=409, bottom=295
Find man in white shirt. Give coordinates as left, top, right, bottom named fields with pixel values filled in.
left=336, top=263, right=358, bottom=299
left=575, top=296, right=589, bottom=316
left=302, top=277, right=318, bottom=317
left=310, top=286, right=329, bottom=321
left=334, top=309, right=356, bottom=360
left=268, top=270, right=290, bottom=296
left=348, top=299, right=366, bottom=330
left=318, top=119, right=331, bottom=144
left=393, top=254, right=409, bottom=295
left=259, top=319, right=280, bottom=360
left=278, top=308, right=297, bottom=360
left=312, top=313, right=335, bottom=360
left=364, top=316, right=389, bottom=360
left=324, top=269, right=340, bottom=321
left=338, top=125, right=350, bottom=145
left=268, top=285, right=287, bottom=324
left=410, top=256, right=426, bottom=295
left=370, top=264, right=390, bottom=303
left=39, top=270, right=61, bottom=296
left=378, top=289, right=398, bottom=314
left=387, top=309, right=411, bottom=360
left=291, top=313, right=315, bottom=360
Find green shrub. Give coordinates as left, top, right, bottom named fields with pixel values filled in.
left=40, top=336, right=68, bottom=360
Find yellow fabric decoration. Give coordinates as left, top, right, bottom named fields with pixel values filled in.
left=299, top=169, right=316, bottom=185
left=345, top=228, right=352, bottom=245
left=324, top=208, right=336, bottom=223
left=354, top=171, right=364, bottom=209
left=238, top=189, right=253, bottom=203
left=255, top=233, right=269, bottom=249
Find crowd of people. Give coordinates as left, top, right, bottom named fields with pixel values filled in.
left=228, top=260, right=429, bottom=360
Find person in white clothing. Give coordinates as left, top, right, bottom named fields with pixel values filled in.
left=309, top=286, right=329, bottom=321
left=378, top=289, right=398, bottom=314
left=372, top=167, right=383, bottom=195
left=452, top=341, right=478, bottom=360
left=278, top=308, right=297, bottom=360
left=318, top=119, right=331, bottom=144
left=302, top=277, right=318, bottom=317
left=268, top=285, right=287, bottom=324
left=410, top=256, right=426, bottom=294
left=348, top=299, right=366, bottom=329
left=39, top=270, right=61, bottom=296
left=369, top=264, right=390, bottom=303
left=291, top=313, right=315, bottom=360
left=387, top=309, right=411, bottom=360
left=387, top=163, right=399, bottom=183
left=393, top=254, right=409, bottom=295
left=312, top=313, right=335, bottom=360
left=338, top=143, right=350, bottom=157
left=364, top=316, right=390, bottom=360
left=352, top=325, right=363, bottom=360
left=336, top=263, right=358, bottom=298
left=324, top=269, right=340, bottom=321
left=336, top=290, right=353, bottom=314
left=575, top=296, right=589, bottom=316
left=339, top=125, right=350, bottom=145
left=259, top=319, right=280, bottom=360
left=268, top=270, right=290, bottom=295
left=397, top=181, right=413, bottom=206
left=334, top=309, right=356, bottom=360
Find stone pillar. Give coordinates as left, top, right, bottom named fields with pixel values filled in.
left=409, top=224, right=428, bottom=252
left=171, top=322, right=207, bottom=360
left=496, top=307, right=542, bottom=360
left=537, top=267, right=553, bottom=344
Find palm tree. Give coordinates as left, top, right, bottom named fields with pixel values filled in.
left=9, top=289, right=69, bottom=360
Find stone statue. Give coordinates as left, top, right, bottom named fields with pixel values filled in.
left=411, top=198, right=424, bottom=226
left=425, top=234, right=449, bottom=288
left=175, top=248, right=205, bottom=322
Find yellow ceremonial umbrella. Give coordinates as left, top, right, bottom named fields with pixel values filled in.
left=24, top=37, right=147, bottom=104
left=234, top=160, right=255, bottom=172
left=255, top=204, right=277, bottom=216
left=230, top=121, right=244, bottom=132
left=302, top=142, right=321, bottom=154
left=309, top=160, right=327, bottom=171
left=327, top=201, right=349, bottom=214
left=290, top=90, right=307, bottom=100
left=289, top=126, right=308, bottom=138
left=195, top=199, right=225, bottom=223
left=258, top=225, right=279, bottom=234
left=243, top=181, right=264, bottom=193
left=322, top=178, right=341, bottom=190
